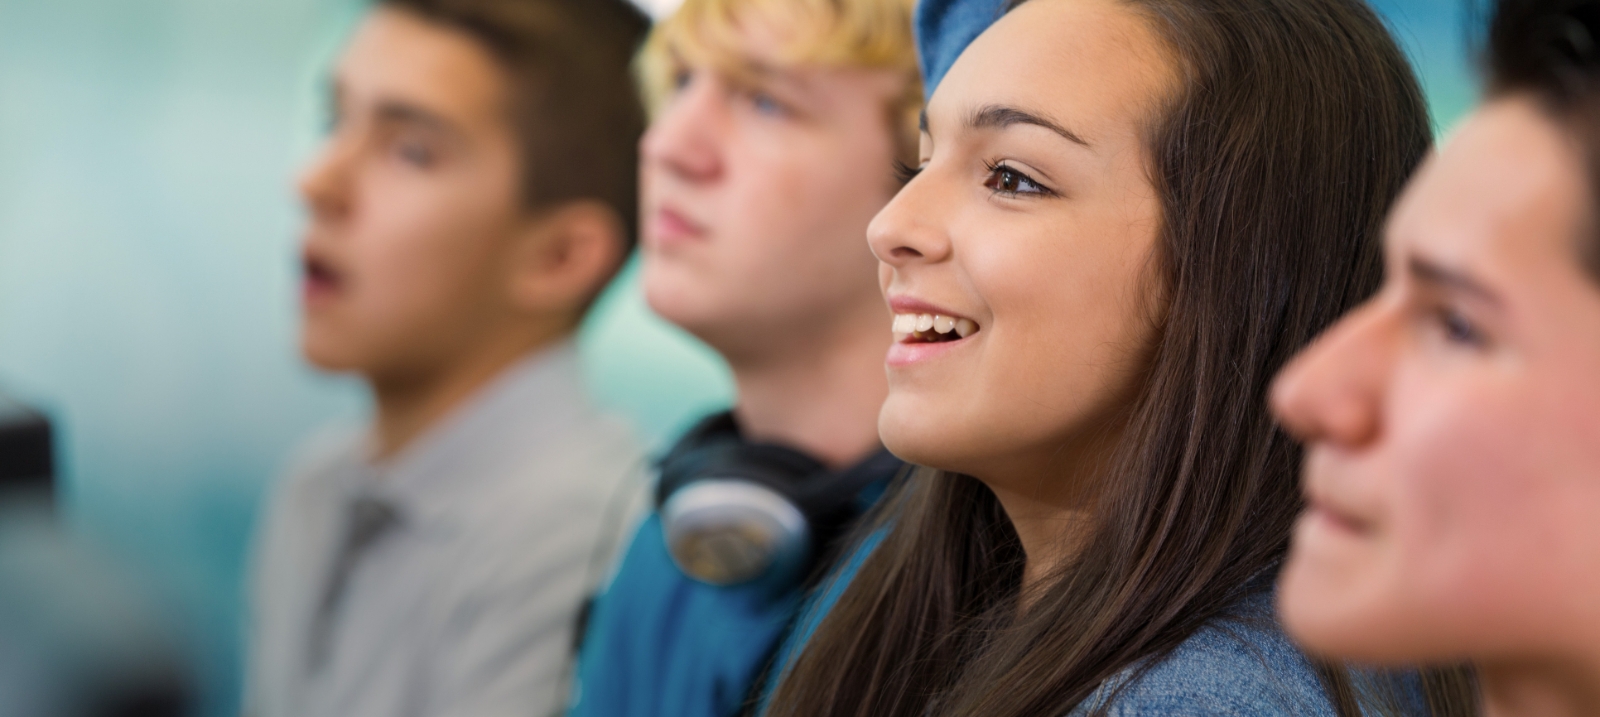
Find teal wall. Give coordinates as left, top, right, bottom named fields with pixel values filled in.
left=0, top=0, right=1475, bottom=714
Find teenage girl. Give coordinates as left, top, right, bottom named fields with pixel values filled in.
left=763, top=0, right=1474, bottom=715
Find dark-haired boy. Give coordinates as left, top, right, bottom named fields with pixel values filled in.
left=1272, top=0, right=1600, bottom=713
left=245, top=2, right=648, bottom=716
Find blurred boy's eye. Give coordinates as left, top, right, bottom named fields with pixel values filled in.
left=750, top=91, right=786, bottom=117
left=1434, top=306, right=1486, bottom=347
left=392, top=137, right=438, bottom=169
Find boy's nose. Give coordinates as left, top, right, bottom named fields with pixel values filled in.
left=1271, top=301, right=1394, bottom=450
left=639, top=78, right=725, bottom=185
left=298, top=135, right=358, bottom=222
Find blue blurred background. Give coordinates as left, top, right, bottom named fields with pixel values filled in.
left=0, top=0, right=1477, bottom=714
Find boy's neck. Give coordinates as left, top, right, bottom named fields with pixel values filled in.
left=367, top=328, right=569, bottom=462
left=726, top=305, right=891, bottom=470
left=1480, top=654, right=1600, bottom=717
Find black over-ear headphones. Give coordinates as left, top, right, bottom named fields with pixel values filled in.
left=655, top=412, right=899, bottom=587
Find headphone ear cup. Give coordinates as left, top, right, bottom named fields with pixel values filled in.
left=654, top=413, right=826, bottom=587
left=659, top=479, right=812, bottom=586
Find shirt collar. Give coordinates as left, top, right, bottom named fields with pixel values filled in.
left=352, top=340, right=590, bottom=515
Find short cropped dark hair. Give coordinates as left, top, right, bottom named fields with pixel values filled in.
left=1488, top=0, right=1600, bottom=279
left=379, top=0, right=650, bottom=255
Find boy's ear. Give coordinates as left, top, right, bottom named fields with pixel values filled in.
left=506, top=200, right=627, bottom=319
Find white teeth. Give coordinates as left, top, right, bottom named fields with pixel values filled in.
left=891, top=312, right=980, bottom=340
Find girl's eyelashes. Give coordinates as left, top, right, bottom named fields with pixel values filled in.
left=893, top=159, right=925, bottom=185
left=983, top=160, right=1055, bottom=197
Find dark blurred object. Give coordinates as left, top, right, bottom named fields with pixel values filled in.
left=0, top=502, right=196, bottom=717
left=0, top=396, right=194, bottom=717
left=0, top=393, right=54, bottom=496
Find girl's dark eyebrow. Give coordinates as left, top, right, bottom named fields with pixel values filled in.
left=967, top=104, right=1090, bottom=147
left=917, top=105, right=1092, bottom=148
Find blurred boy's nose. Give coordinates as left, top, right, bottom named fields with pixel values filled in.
left=1271, top=301, right=1393, bottom=450
left=298, top=132, right=358, bottom=222
left=640, top=74, right=725, bottom=185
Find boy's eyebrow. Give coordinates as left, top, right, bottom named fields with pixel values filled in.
left=967, top=104, right=1090, bottom=147
left=1408, top=255, right=1504, bottom=306
left=324, top=75, right=464, bottom=140
left=729, top=59, right=815, bottom=95
left=372, top=99, right=460, bottom=138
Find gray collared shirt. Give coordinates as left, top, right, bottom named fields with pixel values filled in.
left=246, top=343, right=644, bottom=717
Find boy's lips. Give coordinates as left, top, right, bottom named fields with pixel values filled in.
left=301, top=252, right=345, bottom=307
left=1301, top=474, right=1377, bottom=538
left=648, top=205, right=708, bottom=249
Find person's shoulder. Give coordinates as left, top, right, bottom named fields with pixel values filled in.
left=1084, top=590, right=1333, bottom=717
left=260, top=424, right=364, bottom=517
left=481, top=397, right=643, bottom=495
left=279, top=423, right=364, bottom=484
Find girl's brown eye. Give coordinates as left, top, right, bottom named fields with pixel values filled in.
left=984, top=164, right=1046, bottom=195
left=997, top=169, right=1020, bottom=191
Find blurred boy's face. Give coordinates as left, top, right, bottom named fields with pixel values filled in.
left=638, top=20, right=903, bottom=360
left=298, top=8, right=528, bottom=379
left=1272, top=96, right=1600, bottom=664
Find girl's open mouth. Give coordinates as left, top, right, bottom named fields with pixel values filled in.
left=892, top=312, right=979, bottom=344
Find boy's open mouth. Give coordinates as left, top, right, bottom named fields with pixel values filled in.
left=892, top=313, right=979, bottom=344
left=303, top=256, right=345, bottom=295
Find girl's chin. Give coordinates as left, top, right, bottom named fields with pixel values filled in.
left=878, top=420, right=958, bottom=472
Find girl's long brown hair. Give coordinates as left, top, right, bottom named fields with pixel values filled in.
left=764, top=0, right=1477, bottom=715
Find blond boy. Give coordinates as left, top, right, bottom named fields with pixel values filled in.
left=569, top=0, right=920, bottom=715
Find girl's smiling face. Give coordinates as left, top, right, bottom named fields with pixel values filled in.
left=868, top=0, right=1176, bottom=504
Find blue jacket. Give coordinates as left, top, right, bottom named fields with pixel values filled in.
left=568, top=513, right=803, bottom=717
left=568, top=459, right=898, bottom=717
left=761, top=536, right=1420, bottom=716
left=1071, top=589, right=1352, bottom=716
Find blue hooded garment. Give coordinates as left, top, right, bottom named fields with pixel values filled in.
left=914, top=0, right=1010, bottom=97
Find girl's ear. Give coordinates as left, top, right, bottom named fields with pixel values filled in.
left=505, top=200, right=627, bottom=319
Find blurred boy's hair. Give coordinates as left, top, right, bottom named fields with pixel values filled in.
left=379, top=0, right=650, bottom=257
left=1487, top=0, right=1600, bottom=279
left=636, top=0, right=922, bottom=163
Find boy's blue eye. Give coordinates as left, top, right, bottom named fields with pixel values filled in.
left=750, top=92, right=786, bottom=117
left=739, top=89, right=784, bottom=117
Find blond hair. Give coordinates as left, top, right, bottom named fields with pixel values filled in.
left=636, top=0, right=922, bottom=162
